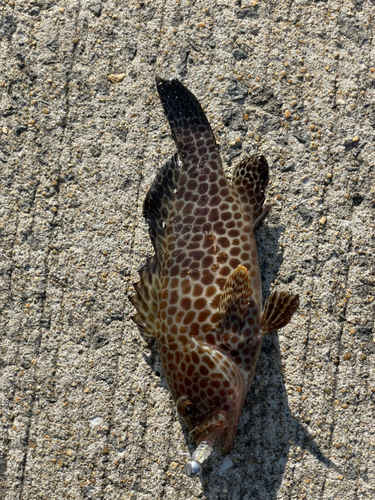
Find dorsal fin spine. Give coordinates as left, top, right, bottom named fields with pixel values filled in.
left=130, top=154, right=182, bottom=337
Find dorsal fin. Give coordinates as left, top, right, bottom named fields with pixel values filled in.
left=261, top=291, right=299, bottom=335
left=232, top=155, right=271, bottom=229
left=129, top=256, right=159, bottom=338
left=219, top=265, right=252, bottom=323
left=143, top=153, right=182, bottom=259
left=131, top=154, right=182, bottom=337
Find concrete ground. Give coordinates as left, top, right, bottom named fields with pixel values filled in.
left=0, top=1, right=374, bottom=499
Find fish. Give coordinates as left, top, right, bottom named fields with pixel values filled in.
left=130, top=77, right=299, bottom=477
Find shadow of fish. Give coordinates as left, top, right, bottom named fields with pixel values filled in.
left=130, top=78, right=299, bottom=477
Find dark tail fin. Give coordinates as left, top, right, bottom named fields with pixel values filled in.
left=155, top=77, right=219, bottom=170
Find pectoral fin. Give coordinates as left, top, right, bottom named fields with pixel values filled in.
left=219, top=265, right=252, bottom=323
left=261, top=291, right=299, bottom=335
left=213, top=265, right=262, bottom=373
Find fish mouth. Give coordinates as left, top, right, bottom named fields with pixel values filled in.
left=190, top=406, right=241, bottom=454
left=191, top=382, right=246, bottom=454
left=220, top=393, right=246, bottom=453
left=190, top=411, right=229, bottom=445
left=185, top=406, right=242, bottom=477
left=220, top=415, right=240, bottom=454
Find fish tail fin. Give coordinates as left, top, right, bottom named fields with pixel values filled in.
left=129, top=256, right=159, bottom=338
left=232, top=155, right=270, bottom=228
left=155, top=77, right=220, bottom=170
left=261, top=291, right=299, bottom=335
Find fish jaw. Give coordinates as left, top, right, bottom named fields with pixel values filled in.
left=163, top=338, right=246, bottom=454
left=220, top=389, right=246, bottom=453
left=191, top=412, right=228, bottom=444
left=189, top=369, right=246, bottom=455
left=190, top=395, right=245, bottom=455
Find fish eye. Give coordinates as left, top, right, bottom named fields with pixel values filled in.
left=176, top=396, right=196, bottom=418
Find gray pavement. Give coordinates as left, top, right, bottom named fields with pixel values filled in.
left=0, top=1, right=374, bottom=499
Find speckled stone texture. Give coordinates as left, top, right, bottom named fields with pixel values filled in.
left=0, top=1, right=374, bottom=499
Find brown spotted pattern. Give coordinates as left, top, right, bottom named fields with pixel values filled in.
left=143, top=153, right=182, bottom=260
left=219, top=265, right=252, bottom=324
left=232, top=155, right=271, bottom=229
left=129, top=255, right=160, bottom=338
left=131, top=78, right=299, bottom=453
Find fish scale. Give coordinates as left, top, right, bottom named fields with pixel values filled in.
left=130, top=77, right=299, bottom=477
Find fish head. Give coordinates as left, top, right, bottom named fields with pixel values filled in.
left=172, top=339, right=246, bottom=453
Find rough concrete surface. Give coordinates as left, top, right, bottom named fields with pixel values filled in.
left=0, top=1, right=374, bottom=499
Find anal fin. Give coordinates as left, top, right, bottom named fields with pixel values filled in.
left=261, top=291, right=299, bottom=335
left=129, top=255, right=160, bottom=338
left=254, top=204, right=272, bottom=230
left=232, top=155, right=270, bottom=228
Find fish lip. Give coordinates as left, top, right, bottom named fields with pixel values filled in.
left=221, top=371, right=247, bottom=454
left=220, top=421, right=239, bottom=454
left=190, top=407, right=239, bottom=454
left=220, top=393, right=246, bottom=453
left=191, top=358, right=246, bottom=454
left=190, top=411, right=229, bottom=444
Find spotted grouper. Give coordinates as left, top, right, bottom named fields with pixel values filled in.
left=130, top=77, right=299, bottom=477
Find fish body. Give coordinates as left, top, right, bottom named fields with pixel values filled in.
left=130, top=78, right=299, bottom=467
